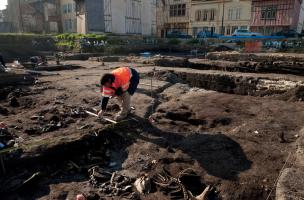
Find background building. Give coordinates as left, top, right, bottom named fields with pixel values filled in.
left=156, top=0, right=191, bottom=37
left=60, top=0, right=77, bottom=32
left=0, top=6, right=12, bottom=33
left=191, top=0, right=251, bottom=36
left=75, top=0, right=156, bottom=36
left=6, top=0, right=62, bottom=33
left=250, top=0, right=303, bottom=35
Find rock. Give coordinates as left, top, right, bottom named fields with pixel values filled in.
left=24, top=127, right=40, bottom=135
left=0, top=106, right=9, bottom=115
left=6, top=139, right=15, bottom=147
left=30, top=115, right=44, bottom=120
left=0, top=122, right=7, bottom=129
left=160, top=72, right=182, bottom=84
left=9, top=97, right=19, bottom=107
left=76, top=194, right=86, bottom=200
left=101, top=56, right=120, bottom=62
left=279, top=132, right=287, bottom=143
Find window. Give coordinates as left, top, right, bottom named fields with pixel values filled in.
left=69, top=19, right=73, bottom=30
left=221, top=26, right=225, bottom=35
left=73, top=3, right=76, bottom=12
left=240, top=26, right=248, bottom=29
left=228, top=8, right=241, bottom=20
left=67, top=3, right=72, bottom=13
left=228, top=8, right=233, bottom=20
left=170, top=5, right=174, bottom=17
left=236, top=8, right=241, bottom=20
left=203, top=10, right=208, bottom=21
left=226, top=27, right=231, bottom=35
left=64, top=20, right=68, bottom=30
left=177, top=4, right=182, bottom=16
left=63, top=4, right=68, bottom=14
left=261, top=6, right=277, bottom=19
left=210, top=27, right=215, bottom=33
left=169, top=4, right=186, bottom=17
left=181, top=4, right=186, bottom=16
left=210, top=9, right=215, bottom=21
left=195, top=10, right=201, bottom=21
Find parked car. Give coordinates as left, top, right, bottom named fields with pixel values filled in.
left=197, top=31, right=221, bottom=38
left=232, top=29, right=262, bottom=37
left=271, top=29, right=302, bottom=38
left=166, top=31, right=192, bottom=39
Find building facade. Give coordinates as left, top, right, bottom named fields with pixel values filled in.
left=191, top=0, right=251, bottom=36
left=250, top=0, right=303, bottom=35
left=75, top=0, right=156, bottom=36
left=156, top=0, right=191, bottom=37
left=60, top=0, right=77, bottom=32
left=6, top=0, right=62, bottom=33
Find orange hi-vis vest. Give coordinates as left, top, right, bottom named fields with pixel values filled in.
left=102, top=67, right=132, bottom=97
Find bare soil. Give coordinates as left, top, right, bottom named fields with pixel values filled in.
left=1, top=56, right=304, bottom=200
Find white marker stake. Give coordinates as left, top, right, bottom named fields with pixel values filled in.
left=85, top=111, right=117, bottom=124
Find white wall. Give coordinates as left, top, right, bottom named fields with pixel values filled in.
left=297, top=0, right=304, bottom=33
left=111, top=0, right=125, bottom=34
left=60, top=0, right=77, bottom=33
left=141, top=0, right=156, bottom=35
left=77, top=14, right=86, bottom=34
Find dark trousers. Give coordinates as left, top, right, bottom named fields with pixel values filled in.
left=0, top=55, right=5, bottom=67
left=128, top=68, right=140, bottom=95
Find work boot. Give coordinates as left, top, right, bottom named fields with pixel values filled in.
left=114, top=109, right=131, bottom=121
left=116, top=92, right=131, bottom=121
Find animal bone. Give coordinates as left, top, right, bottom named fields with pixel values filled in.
left=196, top=185, right=212, bottom=200
left=134, top=175, right=151, bottom=194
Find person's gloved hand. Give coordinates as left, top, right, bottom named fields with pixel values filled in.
left=115, top=87, right=124, bottom=96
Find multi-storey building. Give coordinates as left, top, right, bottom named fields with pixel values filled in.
left=156, top=0, right=191, bottom=37
left=74, top=0, right=156, bottom=36
left=190, top=0, right=252, bottom=36
left=60, top=0, right=77, bottom=33
left=250, top=0, right=304, bottom=35
left=6, top=0, right=62, bottom=33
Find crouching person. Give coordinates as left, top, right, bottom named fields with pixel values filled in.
left=98, top=67, right=140, bottom=121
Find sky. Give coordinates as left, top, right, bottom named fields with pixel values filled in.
left=0, top=0, right=7, bottom=10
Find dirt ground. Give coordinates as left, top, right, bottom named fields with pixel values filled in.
left=1, top=56, right=304, bottom=200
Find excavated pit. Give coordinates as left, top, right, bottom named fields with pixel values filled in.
left=144, top=69, right=304, bottom=99
left=1, top=57, right=304, bottom=200
left=153, top=53, right=304, bottom=76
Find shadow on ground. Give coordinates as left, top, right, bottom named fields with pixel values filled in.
left=136, top=118, right=252, bottom=180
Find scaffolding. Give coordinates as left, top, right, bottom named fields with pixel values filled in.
left=251, top=0, right=299, bottom=34
left=151, top=0, right=157, bottom=35
left=104, top=0, right=112, bottom=33
left=125, top=0, right=142, bottom=34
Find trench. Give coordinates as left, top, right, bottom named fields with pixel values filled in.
left=150, top=70, right=302, bottom=98
left=154, top=57, right=304, bottom=76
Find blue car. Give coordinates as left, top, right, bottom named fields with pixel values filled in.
left=166, top=31, right=192, bottom=39
left=197, top=31, right=221, bottom=38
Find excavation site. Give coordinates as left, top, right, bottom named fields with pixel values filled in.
left=1, top=52, right=304, bottom=200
